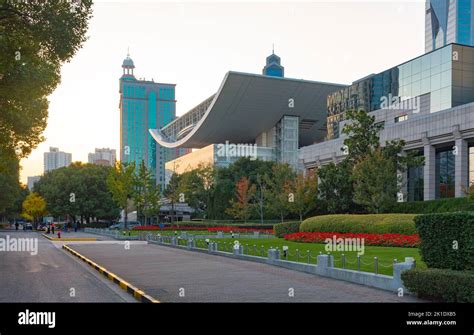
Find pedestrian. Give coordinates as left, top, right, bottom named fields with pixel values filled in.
left=74, top=221, right=78, bottom=233
left=15, top=221, right=19, bottom=231
left=51, top=223, right=55, bottom=235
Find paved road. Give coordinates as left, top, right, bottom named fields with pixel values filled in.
left=0, top=231, right=133, bottom=302
left=69, top=243, right=421, bottom=302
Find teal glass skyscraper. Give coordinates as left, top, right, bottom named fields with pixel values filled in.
left=426, top=0, right=474, bottom=52
left=262, top=49, right=284, bottom=77
left=119, top=53, right=176, bottom=190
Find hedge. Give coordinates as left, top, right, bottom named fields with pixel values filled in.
left=274, top=221, right=301, bottom=238
left=300, top=214, right=417, bottom=235
left=415, top=212, right=474, bottom=271
left=392, top=197, right=474, bottom=214
left=402, top=268, right=474, bottom=302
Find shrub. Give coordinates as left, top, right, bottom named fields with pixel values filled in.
left=274, top=221, right=301, bottom=238
left=415, top=212, right=474, bottom=271
left=402, top=268, right=474, bottom=302
left=392, top=197, right=474, bottom=214
left=284, top=232, right=420, bottom=248
left=300, top=214, right=417, bottom=235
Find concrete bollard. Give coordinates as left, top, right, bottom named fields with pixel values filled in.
left=187, top=239, right=194, bottom=249
left=317, top=254, right=334, bottom=270
left=393, top=257, right=416, bottom=290
left=171, top=237, right=177, bottom=246
left=233, top=243, right=243, bottom=256
left=267, top=248, right=280, bottom=262
left=217, top=231, right=224, bottom=238
left=208, top=242, right=217, bottom=253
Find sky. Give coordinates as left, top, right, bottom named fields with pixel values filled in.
left=20, top=0, right=426, bottom=184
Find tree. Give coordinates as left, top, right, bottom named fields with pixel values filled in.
left=133, top=161, right=160, bottom=225
left=317, top=161, right=356, bottom=214
left=0, top=1, right=93, bottom=159
left=106, top=162, right=136, bottom=229
left=164, top=172, right=182, bottom=224
left=21, top=192, right=46, bottom=228
left=265, top=163, right=296, bottom=222
left=34, top=163, right=120, bottom=223
left=286, top=172, right=318, bottom=221
left=226, top=177, right=252, bottom=222
left=342, top=109, right=383, bottom=165
left=352, top=149, right=399, bottom=213
left=250, top=174, right=267, bottom=224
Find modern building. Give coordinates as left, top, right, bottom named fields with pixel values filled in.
left=88, top=148, right=116, bottom=166
left=150, top=52, right=346, bottom=176
left=44, top=147, right=72, bottom=173
left=301, top=43, right=474, bottom=202
left=262, top=49, right=284, bottom=77
left=119, top=53, right=179, bottom=190
left=27, top=176, right=41, bottom=191
left=425, top=0, right=474, bottom=52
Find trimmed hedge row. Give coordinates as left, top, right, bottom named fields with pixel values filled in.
left=392, top=197, right=474, bottom=214
left=415, top=212, right=474, bottom=271
left=402, top=268, right=474, bottom=302
left=300, top=214, right=417, bottom=235
left=274, top=221, right=301, bottom=238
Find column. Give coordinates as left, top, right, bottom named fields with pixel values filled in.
left=455, top=138, right=468, bottom=197
left=424, top=144, right=436, bottom=200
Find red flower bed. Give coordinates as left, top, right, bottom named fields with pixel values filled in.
left=133, top=225, right=274, bottom=234
left=284, top=232, right=420, bottom=248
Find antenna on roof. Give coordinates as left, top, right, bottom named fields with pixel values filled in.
left=127, top=46, right=130, bottom=57
left=272, top=43, right=274, bottom=54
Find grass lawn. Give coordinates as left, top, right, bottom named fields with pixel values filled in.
left=118, top=230, right=221, bottom=236
left=193, top=237, right=425, bottom=276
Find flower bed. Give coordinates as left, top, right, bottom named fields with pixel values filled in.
left=284, top=232, right=420, bottom=248
left=133, top=225, right=273, bottom=234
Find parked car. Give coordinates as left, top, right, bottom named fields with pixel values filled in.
left=24, top=223, right=33, bottom=231
left=109, top=221, right=141, bottom=230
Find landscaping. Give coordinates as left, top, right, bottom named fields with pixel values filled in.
left=401, top=212, right=474, bottom=302
left=194, top=237, right=425, bottom=276
left=284, top=232, right=420, bottom=248
left=300, top=214, right=417, bottom=235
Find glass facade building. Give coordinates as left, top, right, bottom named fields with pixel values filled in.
left=327, top=43, right=474, bottom=139
left=262, top=52, right=284, bottom=77
left=119, top=55, right=177, bottom=190
left=425, top=0, right=474, bottom=52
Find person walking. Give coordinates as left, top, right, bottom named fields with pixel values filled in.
left=51, top=223, right=55, bottom=235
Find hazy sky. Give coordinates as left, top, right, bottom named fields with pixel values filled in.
left=20, top=0, right=426, bottom=183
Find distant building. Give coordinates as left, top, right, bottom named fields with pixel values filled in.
left=44, top=147, right=72, bottom=173
left=425, top=0, right=474, bottom=52
left=262, top=49, right=284, bottom=77
left=27, top=176, right=41, bottom=191
left=119, top=52, right=179, bottom=190
left=88, top=148, right=116, bottom=166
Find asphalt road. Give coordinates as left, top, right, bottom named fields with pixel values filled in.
left=69, top=243, right=421, bottom=303
left=0, top=231, right=133, bottom=302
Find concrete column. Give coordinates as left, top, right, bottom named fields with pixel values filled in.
left=423, top=144, right=436, bottom=200
left=455, top=138, right=468, bottom=197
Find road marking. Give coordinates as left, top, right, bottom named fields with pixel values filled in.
left=62, top=244, right=159, bottom=303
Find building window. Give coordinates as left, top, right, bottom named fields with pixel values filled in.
left=407, top=151, right=424, bottom=201
left=468, top=146, right=474, bottom=186
left=394, top=115, right=408, bottom=123
left=436, top=148, right=455, bottom=199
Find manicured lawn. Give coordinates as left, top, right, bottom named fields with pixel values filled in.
left=119, top=230, right=221, bottom=236
left=193, top=237, right=425, bottom=276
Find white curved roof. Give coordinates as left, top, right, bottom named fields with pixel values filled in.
left=150, top=71, right=345, bottom=149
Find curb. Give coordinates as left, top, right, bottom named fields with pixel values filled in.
left=62, top=244, right=159, bottom=303
left=42, top=233, right=97, bottom=241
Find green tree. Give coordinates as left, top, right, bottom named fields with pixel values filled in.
left=133, top=160, right=160, bottom=225
left=352, top=149, right=399, bottom=213
left=264, top=163, right=296, bottom=222
left=107, top=161, right=136, bottom=229
left=317, top=161, right=356, bottom=214
left=0, top=0, right=93, bottom=159
left=21, top=192, right=47, bottom=228
left=34, top=163, right=120, bottom=223
left=286, top=172, right=318, bottom=221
